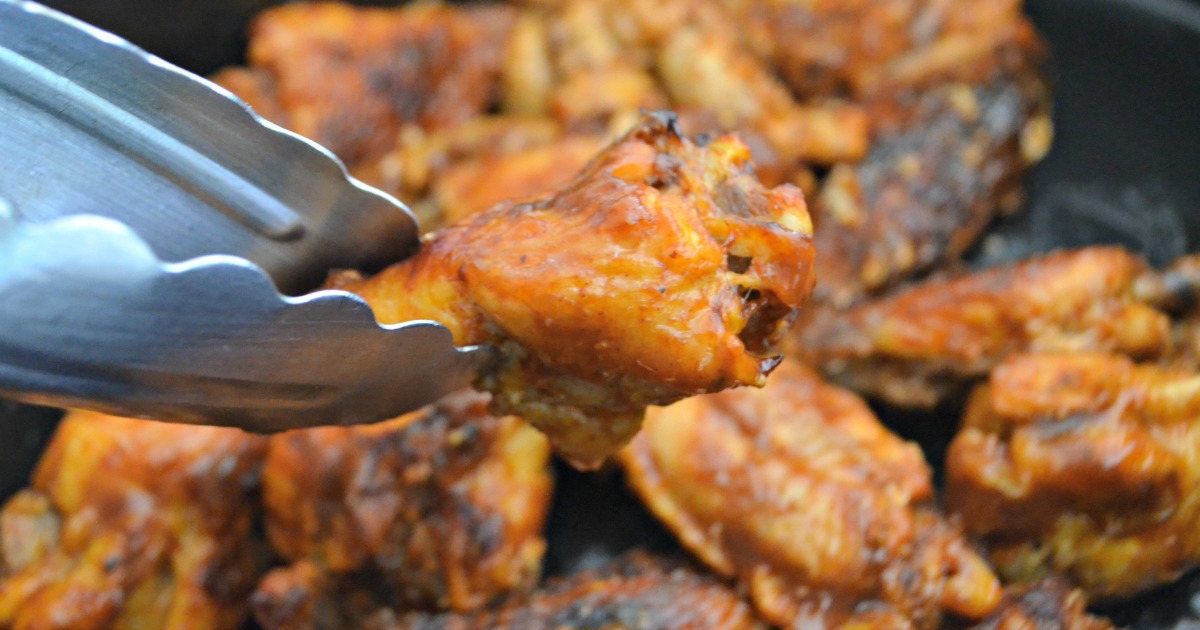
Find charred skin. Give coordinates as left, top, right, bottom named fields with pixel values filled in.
left=946, top=353, right=1200, bottom=599
left=251, top=390, right=552, bottom=630
left=374, top=551, right=759, bottom=630
left=810, top=59, right=1052, bottom=307
left=0, top=412, right=267, bottom=630
left=620, top=361, right=1001, bottom=627
left=349, top=113, right=815, bottom=468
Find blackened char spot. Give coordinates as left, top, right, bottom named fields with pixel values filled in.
left=726, top=255, right=752, bottom=274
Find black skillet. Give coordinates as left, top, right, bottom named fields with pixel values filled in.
left=4, top=0, right=1200, bottom=626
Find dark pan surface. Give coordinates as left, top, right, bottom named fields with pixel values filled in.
left=8, top=0, right=1200, bottom=626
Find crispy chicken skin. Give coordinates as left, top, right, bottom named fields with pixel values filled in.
left=946, top=353, right=1200, bottom=599
left=0, top=412, right=266, bottom=630
left=797, top=247, right=1172, bottom=408
left=620, top=361, right=1002, bottom=627
left=252, top=390, right=552, bottom=630
left=967, top=580, right=1115, bottom=630
left=345, top=113, right=816, bottom=468
left=374, top=551, right=760, bottom=630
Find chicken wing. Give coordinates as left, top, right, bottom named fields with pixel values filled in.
left=620, top=361, right=1002, bottom=627
left=209, top=3, right=554, bottom=228
left=221, top=2, right=517, bottom=166
left=373, top=551, right=760, bottom=630
left=344, top=112, right=815, bottom=468
left=251, top=390, right=552, bottom=630
left=0, top=412, right=267, bottom=629
left=796, top=247, right=1172, bottom=408
left=946, top=353, right=1200, bottom=599
left=735, top=0, right=1041, bottom=100
left=808, top=49, right=1052, bottom=306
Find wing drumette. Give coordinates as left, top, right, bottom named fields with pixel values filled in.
left=251, top=390, right=552, bottom=630
left=343, top=112, right=815, bottom=468
left=946, top=353, right=1200, bottom=599
left=620, top=361, right=1002, bottom=627
left=796, top=247, right=1171, bottom=408
left=374, top=551, right=759, bottom=630
left=0, top=412, right=267, bottom=630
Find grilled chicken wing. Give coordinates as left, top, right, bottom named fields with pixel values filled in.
left=736, top=0, right=1041, bottom=100
left=620, top=361, right=1001, bottom=627
left=221, top=2, right=517, bottom=166
left=374, top=551, right=760, bottom=630
left=343, top=113, right=815, bottom=468
left=210, top=3, right=546, bottom=223
left=946, top=353, right=1200, bottom=599
left=251, top=390, right=552, bottom=630
left=810, top=71, right=1051, bottom=306
left=797, top=247, right=1172, bottom=408
left=0, top=412, right=267, bottom=630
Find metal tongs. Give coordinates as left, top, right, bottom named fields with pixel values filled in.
left=0, top=0, right=492, bottom=431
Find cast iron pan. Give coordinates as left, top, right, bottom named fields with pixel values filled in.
left=5, top=0, right=1200, bottom=626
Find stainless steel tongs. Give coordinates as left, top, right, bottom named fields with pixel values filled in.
left=0, top=0, right=493, bottom=431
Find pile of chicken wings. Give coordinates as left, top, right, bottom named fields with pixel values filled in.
left=4, top=1, right=1194, bottom=628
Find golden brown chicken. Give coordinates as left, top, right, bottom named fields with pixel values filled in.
left=528, top=0, right=873, bottom=168
left=967, top=580, right=1115, bottom=630
left=946, top=352, right=1200, bottom=599
left=531, top=0, right=669, bottom=126
left=431, top=134, right=606, bottom=224
left=372, top=551, right=760, bottom=630
left=341, top=112, right=815, bottom=468
left=356, top=116, right=578, bottom=228
left=0, top=412, right=267, bottom=629
left=796, top=247, right=1172, bottom=408
left=734, top=0, right=1041, bottom=100
left=210, top=2, right=582, bottom=231
left=620, top=361, right=1002, bottom=628
left=251, top=390, right=552, bottom=630
left=215, top=2, right=518, bottom=166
